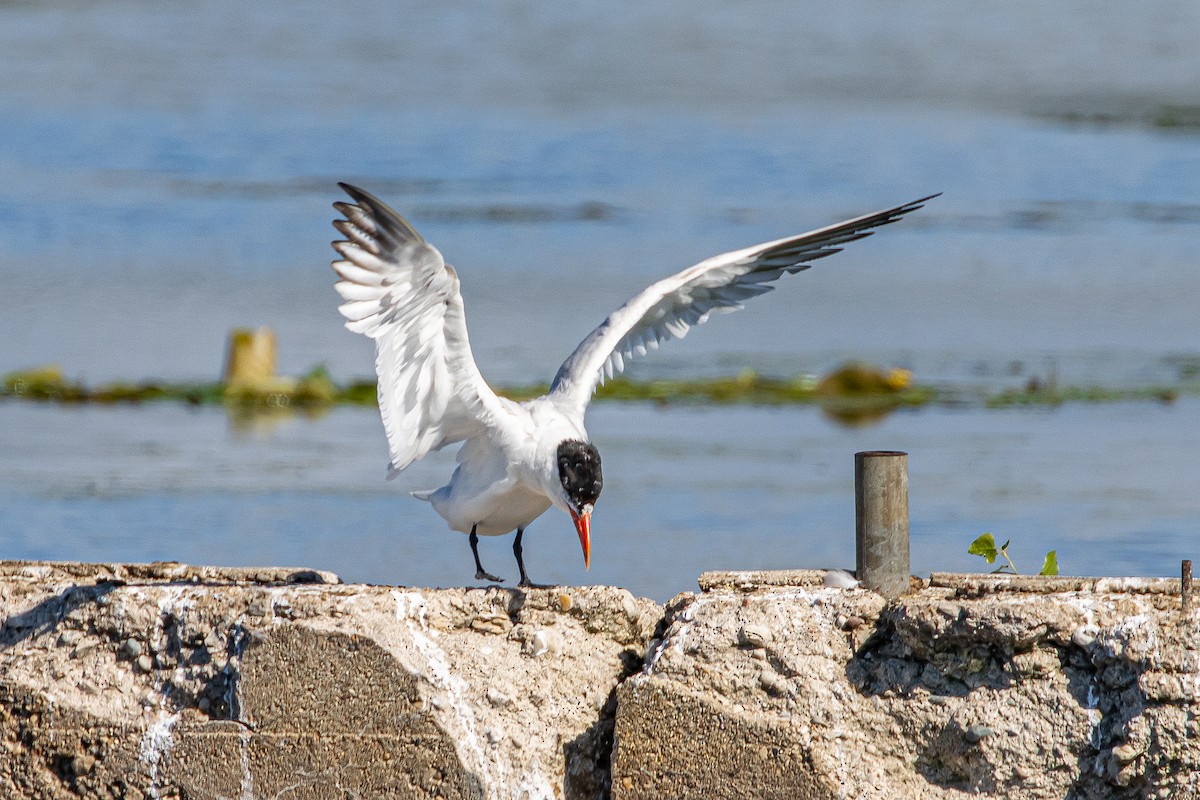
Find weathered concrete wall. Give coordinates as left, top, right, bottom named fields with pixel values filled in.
left=0, top=561, right=657, bottom=799
left=614, top=570, right=1200, bottom=800
left=1, top=562, right=1197, bottom=799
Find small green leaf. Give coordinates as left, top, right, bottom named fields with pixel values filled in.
left=1039, top=550, right=1059, bottom=576
left=1000, top=539, right=1011, bottom=553
left=968, top=533, right=998, bottom=564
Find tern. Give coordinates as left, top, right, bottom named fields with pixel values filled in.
left=332, top=184, right=936, bottom=586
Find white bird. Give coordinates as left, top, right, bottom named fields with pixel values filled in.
left=331, top=184, right=936, bottom=586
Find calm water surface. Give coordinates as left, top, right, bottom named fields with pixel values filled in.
left=1, top=1, right=1198, bottom=599
left=2, top=400, right=1197, bottom=600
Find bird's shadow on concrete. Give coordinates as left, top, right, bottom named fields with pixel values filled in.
left=0, top=581, right=122, bottom=650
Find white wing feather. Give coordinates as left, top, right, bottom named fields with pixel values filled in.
left=549, top=194, right=938, bottom=413
left=332, top=183, right=506, bottom=477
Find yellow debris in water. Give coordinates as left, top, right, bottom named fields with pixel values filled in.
left=886, top=368, right=913, bottom=391
left=816, top=362, right=910, bottom=397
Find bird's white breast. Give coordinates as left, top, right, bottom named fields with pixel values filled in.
left=425, top=397, right=587, bottom=536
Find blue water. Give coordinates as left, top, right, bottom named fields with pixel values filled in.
left=2, top=400, right=1196, bottom=599
left=2, top=1, right=1199, bottom=600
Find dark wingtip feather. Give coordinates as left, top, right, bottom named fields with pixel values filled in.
left=901, top=192, right=942, bottom=212
left=747, top=191, right=938, bottom=275
left=333, top=182, right=426, bottom=247
left=843, top=191, right=941, bottom=235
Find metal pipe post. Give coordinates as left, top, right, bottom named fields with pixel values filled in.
left=855, top=451, right=911, bottom=598
left=1183, top=559, right=1193, bottom=614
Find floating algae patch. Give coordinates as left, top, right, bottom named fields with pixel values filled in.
left=7, top=327, right=1191, bottom=416
left=502, top=364, right=933, bottom=426
left=2, top=361, right=920, bottom=414
left=500, top=365, right=909, bottom=407
left=985, top=384, right=1182, bottom=408
left=222, top=364, right=340, bottom=410
left=339, top=379, right=381, bottom=406
left=1154, top=104, right=1200, bottom=129
left=497, top=382, right=551, bottom=403
left=594, top=370, right=821, bottom=405
left=1039, top=103, right=1200, bottom=131
left=494, top=372, right=821, bottom=406
left=3, top=360, right=1197, bottom=420
left=1, top=365, right=87, bottom=402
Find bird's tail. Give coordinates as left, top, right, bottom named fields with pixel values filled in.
left=411, top=489, right=437, bottom=502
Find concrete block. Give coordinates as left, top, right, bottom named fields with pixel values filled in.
left=0, top=561, right=658, bottom=799
left=5, top=562, right=1199, bottom=799
left=613, top=578, right=1200, bottom=799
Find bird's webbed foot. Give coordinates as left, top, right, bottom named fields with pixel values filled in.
left=475, top=569, right=505, bottom=583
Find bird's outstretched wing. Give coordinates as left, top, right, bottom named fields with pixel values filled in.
left=548, top=194, right=938, bottom=413
left=332, top=183, right=507, bottom=477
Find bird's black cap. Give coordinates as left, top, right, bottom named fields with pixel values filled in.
left=557, top=440, right=602, bottom=509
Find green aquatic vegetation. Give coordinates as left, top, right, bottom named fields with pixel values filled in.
left=2, top=365, right=86, bottom=402
left=968, top=533, right=1059, bottom=576
left=178, top=384, right=227, bottom=406
left=583, top=364, right=924, bottom=410
left=498, top=382, right=552, bottom=403
left=339, top=380, right=382, bottom=405
left=594, top=371, right=816, bottom=405
left=984, top=384, right=1181, bottom=408
left=1154, top=104, right=1200, bottom=129
left=291, top=365, right=339, bottom=406
left=2, top=360, right=1195, bottom=416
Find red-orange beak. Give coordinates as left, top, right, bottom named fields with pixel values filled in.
left=569, top=506, right=592, bottom=570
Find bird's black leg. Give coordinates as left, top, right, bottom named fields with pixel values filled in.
left=513, top=527, right=547, bottom=589
left=470, top=525, right=504, bottom=583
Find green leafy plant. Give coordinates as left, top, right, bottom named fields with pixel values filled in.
left=968, top=533, right=1059, bottom=576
